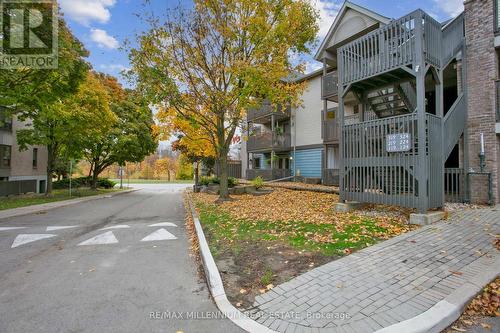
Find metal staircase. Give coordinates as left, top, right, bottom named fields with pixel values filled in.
left=366, top=81, right=416, bottom=118
left=337, top=9, right=466, bottom=212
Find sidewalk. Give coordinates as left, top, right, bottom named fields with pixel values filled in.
left=246, top=207, right=500, bottom=333
left=0, top=189, right=137, bottom=220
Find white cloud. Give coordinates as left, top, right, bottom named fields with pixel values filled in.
left=314, top=0, right=342, bottom=38
left=433, top=0, right=463, bottom=18
left=100, top=63, right=130, bottom=72
left=59, top=0, right=116, bottom=25
left=90, top=28, right=119, bottom=49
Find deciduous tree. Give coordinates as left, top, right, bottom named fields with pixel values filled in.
left=81, top=76, right=158, bottom=189
left=128, top=0, right=318, bottom=200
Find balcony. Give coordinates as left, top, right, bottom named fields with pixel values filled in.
left=322, top=119, right=340, bottom=142
left=322, top=72, right=338, bottom=100
left=322, top=169, right=339, bottom=186
left=247, top=101, right=291, bottom=123
left=338, top=10, right=445, bottom=86
left=246, top=168, right=291, bottom=181
left=247, top=132, right=291, bottom=152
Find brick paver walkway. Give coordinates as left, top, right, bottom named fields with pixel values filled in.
left=246, top=207, right=500, bottom=333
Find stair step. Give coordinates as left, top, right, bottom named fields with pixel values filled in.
left=375, top=106, right=411, bottom=118
left=368, top=92, right=400, bottom=100
left=371, top=99, right=405, bottom=108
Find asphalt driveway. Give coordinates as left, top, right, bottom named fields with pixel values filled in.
left=0, top=184, right=242, bottom=333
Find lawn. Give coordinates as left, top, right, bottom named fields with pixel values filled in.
left=0, top=188, right=123, bottom=211
left=191, top=188, right=416, bottom=308
left=111, top=179, right=193, bottom=184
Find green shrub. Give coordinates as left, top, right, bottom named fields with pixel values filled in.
left=260, top=268, right=274, bottom=286
left=199, top=176, right=212, bottom=186
left=210, top=176, right=238, bottom=187
left=251, top=176, right=264, bottom=189
left=228, top=177, right=238, bottom=187
left=97, top=178, right=117, bottom=189
left=52, top=176, right=116, bottom=189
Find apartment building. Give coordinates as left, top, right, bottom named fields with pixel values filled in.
left=0, top=107, right=48, bottom=195
left=242, top=0, right=500, bottom=209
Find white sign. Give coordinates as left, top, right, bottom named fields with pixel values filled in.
left=386, top=133, right=411, bottom=152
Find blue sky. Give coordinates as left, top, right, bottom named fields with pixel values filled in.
left=59, top=0, right=464, bottom=84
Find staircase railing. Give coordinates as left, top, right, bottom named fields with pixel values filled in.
left=443, top=93, right=466, bottom=159
left=422, top=13, right=442, bottom=68
left=441, top=13, right=464, bottom=67
left=342, top=113, right=421, bottom=208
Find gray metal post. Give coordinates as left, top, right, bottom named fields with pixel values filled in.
left=338, top=53, right=345, bottom=202
left=436, top=69, right=444, bottom=208
left=415, top=11, right=429, bottom=214
left=322, top=58, right=328, bottom=182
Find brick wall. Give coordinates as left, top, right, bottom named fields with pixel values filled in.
left=464, top=0, right=499, bottom=204
left=10, top=117, right=47, bottom=178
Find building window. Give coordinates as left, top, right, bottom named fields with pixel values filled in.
left=33, top=148, right=38, bottom=168
left=496, top=0, right=500, bottom=32
left=0, top=145, right=11, bottom=168
left=254, top=157, right=261, bottom=169
left=327, top=147, right=339, bottom=169
left=0, top=107, right=13, bottom=132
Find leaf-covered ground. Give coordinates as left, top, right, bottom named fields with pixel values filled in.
left=191, top=188, right=416, bottom=307
left=444, top=278, right=499, bottom=332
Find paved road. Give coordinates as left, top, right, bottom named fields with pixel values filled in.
left=0, top=184, right=242, bottom=333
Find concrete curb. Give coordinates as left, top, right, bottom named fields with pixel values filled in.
left=0, top=189, right=138, bottom=220
left=375, top=254, right=500, bottom=333
left=187, top=198, right=277, bottom=333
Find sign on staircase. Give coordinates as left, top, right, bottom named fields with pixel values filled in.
left=386, top=133, right=411, bottom=152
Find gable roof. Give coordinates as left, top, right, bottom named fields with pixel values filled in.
left=314, top=1, right=391, bottom=61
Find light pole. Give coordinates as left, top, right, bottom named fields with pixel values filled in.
left=479, top=133, right=486, bottom=172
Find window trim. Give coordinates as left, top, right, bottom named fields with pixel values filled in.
left=495, top=0, right=500, bottom=34
left=0, top=145, right=12, bottom=169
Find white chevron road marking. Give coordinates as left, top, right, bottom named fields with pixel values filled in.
left=0, top=227, right=27, bottom=232
left=141, top=228, right=177, bottom=242
left=99, top=225, right=130, bottom=231
left=78, top=231, right=118, bottom=246
left=148, top=222, right=177, bottom=227
left=11, top=234, right=57, bottom=248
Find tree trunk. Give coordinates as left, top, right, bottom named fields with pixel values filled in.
left=194, top=161, right=199, bottom=193
left=218, top=153, right=229, bottom=201
left=45, top=146, right=55, bottom=195
left=91, top=167, right=99, bottom=190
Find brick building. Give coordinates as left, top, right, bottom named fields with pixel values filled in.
left=464, top=0, right=500, bottom=203
left=0, top=108, right=48, bottom=195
